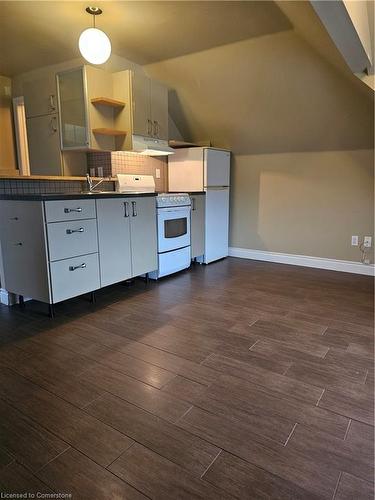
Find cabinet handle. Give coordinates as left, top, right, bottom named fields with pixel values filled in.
left=69, top=263, right=87, bottom=271
left=191, top=198, right=196, bottom=211
left=124, top=201, right=129, bottom=218
left=131, top=201, right=137, bottom=217
left=14, top=242, right=23, bottom=246
left=9, top=217, right=19, bottom=221
left=64, top=207, right=82, bottom=213
left=147, top=119, right=152, bottom=135
left=153, top=120, right=159, bottom=137
left=66, top=227, right=84, bottom=234
left=50, top=116, right=57, bottom=133
left=49, top=94, right=56, bottom=110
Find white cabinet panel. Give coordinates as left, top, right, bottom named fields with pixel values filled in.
left=50, top=253, right=100, bottom=303
left=150, top=80, right=168, bottom=140
left=129, top=196, right=158, bottom=276
left=45, top=199, right=96, bottom=222
left=96, top=198, right=132, bottom=287
left=23, top=73, right=57, bottom=118
left=131, top=71, right=151, bottom=137
left=190, top=194, right=205, bottom=259
left=47, top=219, right=98, bottom=261
left=26, top=114, right=62, bottom=176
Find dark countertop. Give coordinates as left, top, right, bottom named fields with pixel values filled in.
left=0, top=192, right=157, bottom=201
left=167, top=191, right=206, bottom=195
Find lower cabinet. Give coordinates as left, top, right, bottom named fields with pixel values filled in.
left=96, top=198, right=132, bottom=287
left=96, top=196, right=157, bottom=287
left=129, top=196, right=158, bottom=277
left=190, top=194, right=205, bottom=259
left=0, top=196, right=158, bottom=307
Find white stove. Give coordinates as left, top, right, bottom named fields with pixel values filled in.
left=149, top=193, right=191, bottom=279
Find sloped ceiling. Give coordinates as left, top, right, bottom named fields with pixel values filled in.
left=0, top=1, right=291, bottom=76
left=144, top=1, right=374, bottom=154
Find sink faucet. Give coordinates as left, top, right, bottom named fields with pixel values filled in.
left=86, top=173, right=108, bottom=192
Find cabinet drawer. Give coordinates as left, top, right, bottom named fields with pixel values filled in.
left=47, top=219, right=98, bottom=261
left=50, top=253, right=100, bottom=303
left=44, top=199, right=96, bottom=222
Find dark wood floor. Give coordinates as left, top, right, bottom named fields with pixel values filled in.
left=0, top=257, right=373, bottom=500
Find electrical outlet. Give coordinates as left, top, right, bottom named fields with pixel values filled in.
left=351, top=235, right=359, bottom=246
left=364, top=236, right=372, bottom=248
left=155, top=168, right=161, bottom=179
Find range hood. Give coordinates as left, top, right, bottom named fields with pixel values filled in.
left=131, top=135, right=175, bottom=156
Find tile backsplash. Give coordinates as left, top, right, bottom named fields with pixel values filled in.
left=0, top=179, right=84, bottom=195
left=0, top=152, right=168, bottom=195
left=87, top=152, right=168, bottom=192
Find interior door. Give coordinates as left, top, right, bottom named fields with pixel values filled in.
left=131, top=71, right=151, bottom=137
left=204, top=188, right=229, bottom=264
left=204, top=149, right=231, bottom=187
left=96, top=198, right=132, bottom=287
left=129, top=196, right=158, bottom=276
left=26, top=114, right=62, bottom=175
left=150, top=80, right=168, bottom=140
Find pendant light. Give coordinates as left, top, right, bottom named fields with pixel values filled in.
left=79, top=7, right=111, bottom=65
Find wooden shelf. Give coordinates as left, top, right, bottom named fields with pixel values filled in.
left=92, top=128, right=127, bottom=136
left=91, top=97, right=126, bottom=108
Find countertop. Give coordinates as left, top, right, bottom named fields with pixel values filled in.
left=167, top=191, right=206, bottom=195
left=0, top=192, right=157, bottom=201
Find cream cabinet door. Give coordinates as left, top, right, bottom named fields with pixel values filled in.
left=129, top=196, right=157, bottom=277
left=26, top=114, right=62, bottom=175
left=23, top=72, right=57, bottom=118
left=150, top=80, right=168, bottom=141
left=190, top=194, right=205, bottom=259
left=96, top=198, right=132, bottom=287
left=131, top=71, right=151, bottom=137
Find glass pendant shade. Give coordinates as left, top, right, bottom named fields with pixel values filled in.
left=79, top=27, right=111, bottom=64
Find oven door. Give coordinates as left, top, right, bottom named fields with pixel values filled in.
left=157, top=206, right=191, bottom=253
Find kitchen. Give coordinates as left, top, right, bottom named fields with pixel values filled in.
left=0, top=2, right=374, bottom=499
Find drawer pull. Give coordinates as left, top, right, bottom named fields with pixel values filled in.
left=131, top=201, right=137, bottom=217
left=66, top=228, right=84, bottom=234
left=9, top=217, right=19, bottom=221
left=64, top=207, right=82, bottom=213
left=14, top=242, right=23, bottom=246
left=124, top=202, right=129, bottom=218
left=69, top=263, right=87, bottom=271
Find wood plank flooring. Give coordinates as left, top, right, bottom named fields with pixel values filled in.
left=0, top=257, right=373, bottom=499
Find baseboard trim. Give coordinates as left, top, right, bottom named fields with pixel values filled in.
left=228, top=247, right=375, bottom=276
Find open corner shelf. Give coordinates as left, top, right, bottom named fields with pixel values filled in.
left=92, top=128, right=127, bottom=136
left=91, top=97, right=126, bottom=108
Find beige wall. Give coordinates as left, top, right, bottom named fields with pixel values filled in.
left=0, top=76, right=17, bottom=173
left=230, top=150, right=374, bottom=262
left=145, top=29, right=374, bottom=263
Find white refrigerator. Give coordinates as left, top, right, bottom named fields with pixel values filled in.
left=168, top=147, right=230, bottom=264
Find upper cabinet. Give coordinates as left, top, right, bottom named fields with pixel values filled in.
left=57, top=65, right=127, bottom=152
left=23, top=72, right=57, bottom=118
left=149, top=79, right=168, bottom=141
left=20, top=64, right=169, bottom=175
left=128, top=71, right=168, bottom=141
